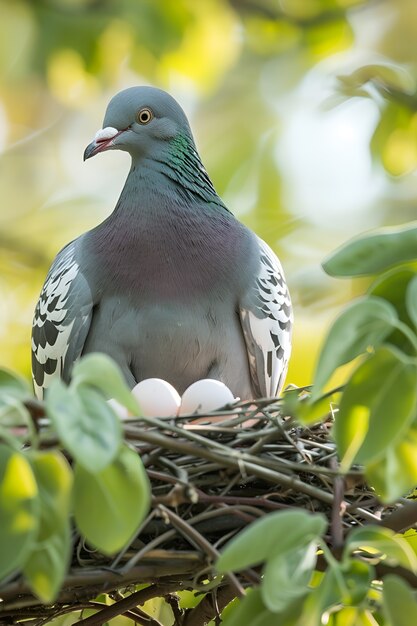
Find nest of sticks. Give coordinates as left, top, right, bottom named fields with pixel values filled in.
left=0, top=395, right=408, bottom=625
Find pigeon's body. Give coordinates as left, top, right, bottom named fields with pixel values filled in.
left=32, top=87, right=292, bottom=400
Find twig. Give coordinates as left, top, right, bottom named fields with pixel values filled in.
left=0, top=558, right=202, bottom=610
left=379, top=501, right=417, bottom=533
left=182, top=584, right=238, bottom=626
left=128, top=427, right=339, bottom=505
left=1, top=395, right=411, bottom=621
left=330, top=458, right=345, bottom=550
left=75, top=582, right=187, bottom=626
left=157, top=505, right=245, bottom=599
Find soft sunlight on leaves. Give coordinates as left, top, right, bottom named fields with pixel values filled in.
left=46, top=379, right=122, bottom=473
left=312, top=297, right=398, bottom=399
left=73, top=444, right=151, bottom=555
left=217, top=510, right=326, bottom=573
left=323, top=223, right=417, bottom=277
left=383, top=575, right=417, bottom=625
left=0, top=445, right=39, bottom=580
left=334, top=346, right=417, bottom=471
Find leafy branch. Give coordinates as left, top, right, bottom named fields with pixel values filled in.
left=3, top=222, right=417, bottom=624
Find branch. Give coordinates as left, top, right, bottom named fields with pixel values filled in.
left=182, top=584, right=238, bottom=626
left=228, top=0, right=372, bottom=26
left=157, top=505, right=245, bottom=599
left=0, top=557, right=203, bottom=611
left=76, top=582, right=187, bottom=626
left=330, top=458, right=345, bottom=550
left=379, top=501, right=417, bottom=533
left=127, top=427, right=338, bottom=505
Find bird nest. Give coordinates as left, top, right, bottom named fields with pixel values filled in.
left=0, top=396, right=399, bottom=625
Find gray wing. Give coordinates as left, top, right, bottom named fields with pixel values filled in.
left=31, top=241, right=93, bottom=399
left=239, top=237, right=293, bottom=398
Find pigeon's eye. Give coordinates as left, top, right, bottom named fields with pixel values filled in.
left=136, top=108, right=153, bottom=125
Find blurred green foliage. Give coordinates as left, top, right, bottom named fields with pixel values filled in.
left=213, top=220, right=417, bottom=625
left=1, top=0, right=417, bottom=391
left=0, top=353, right=150, bottom=605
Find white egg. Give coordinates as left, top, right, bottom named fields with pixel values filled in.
left=107, top=399, right=129, bottom=420
left=132, top=378, right=181, bottom=418
left=179, top=379, right=236, bottom=416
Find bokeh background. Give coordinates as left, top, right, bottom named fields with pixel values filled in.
left=1, top=0, right=417, bottom=386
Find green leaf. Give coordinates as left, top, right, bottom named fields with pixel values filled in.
left=220, top=588, right=277, bottom=626
left=0, top=398, right=32, bottom=429
left=301, top=568, right=342, bottom=626
left=221, top=588, right=304, bottom=626
left=23, top=522, right=71, bottom=604
left=369, top=267, right=417, bottom=354
left=312, top=297, right=398, bottom=399
left=383, top=575, right=417, bottom=625
left=301, top=561, right=373, bottom=626
left=73, top=444, right=151, bottom=555
left=0, top=368, right=31, bottom=406
left=328, top=608, right=381, bottom=626
left=406, top=275, right=417, bottom=331
left=71, top=353, right=140, bottom=415
left=216, top=510, right=326, bottom=573
left=46, top=379, right=122, bottom=472
left=370, top=101, right=410, bottom=169
left=0, top=444, right=39, bottom=580
left=29, top=451, right=73, bottom=540
left=22, top=451, right=73, bottom=602
left=322, top=222, right=417, bottom=277
left=334, top=347, right=417, bottom=471
left=338, top=63, right=416, bottom=95
left=366, top=424, right=417, bottom=502
left=346, top=526, right=417, bottom=573
left=283, top=388, right=339, bottom=425
left=262, top=541, right=317, bottom=612
left=0, top=399, right=34, bottom=449
left=340, top=560, right=375, bottom=606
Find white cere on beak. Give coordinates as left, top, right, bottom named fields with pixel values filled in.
left=94, top=127, right=119, bottom=142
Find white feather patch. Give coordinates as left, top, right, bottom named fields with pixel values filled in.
left=32, top=244, right=80, bottom=396
left=94, top=127, right=119, bottom=142
left=240, top=237, right=293, bottom=397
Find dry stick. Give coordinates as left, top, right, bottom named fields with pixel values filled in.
left=3, top=602, right=107, bottom=625
left=75, top=581, right=187, bottom=626
left=127, top=427, right=336, bottom=505
left=110, top=509, right=159, bottom=569
left=110, top=590, right=168, bottom=624
left=165, top=593, right=183, bottom=625
left=29, top=605, right=155, bottom=626
left=8, top=607, right=155, bottom=626
left=120, top=609, right=165, bottom=626
left=330, top=458, right=345, bottom=550
left=182, top=584, right=238, bottom=626
left=351, top=507, right=381, bottom=524
left=120, top=529, right=180, bottom=573
left=134, top=429, right=379, bottom=523
left=157, top=505, right=245, bottom=599
left=379, top=501, right=417, bottom=533
left=119, top=505, right=258, bottom=574
left=192, top=493, right=291, bottom=510
left=0, top=559, right=202, bottom=610
left=120, top=505, right=262, bottom=585
left=246, top=427, right=285, bottom=456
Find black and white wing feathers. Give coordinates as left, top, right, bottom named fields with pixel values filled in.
left=31, top=241, right=93, bottom=399
left=239, top=237, right=292, bottom=398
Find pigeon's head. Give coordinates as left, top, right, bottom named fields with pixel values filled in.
left=83, top=86, right=194, bottom=162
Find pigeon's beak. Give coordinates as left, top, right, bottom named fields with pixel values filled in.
left=83, top=126, right=124, bottom=161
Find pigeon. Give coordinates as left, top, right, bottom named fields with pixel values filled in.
left=32, top=86, right=292, bottom=401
